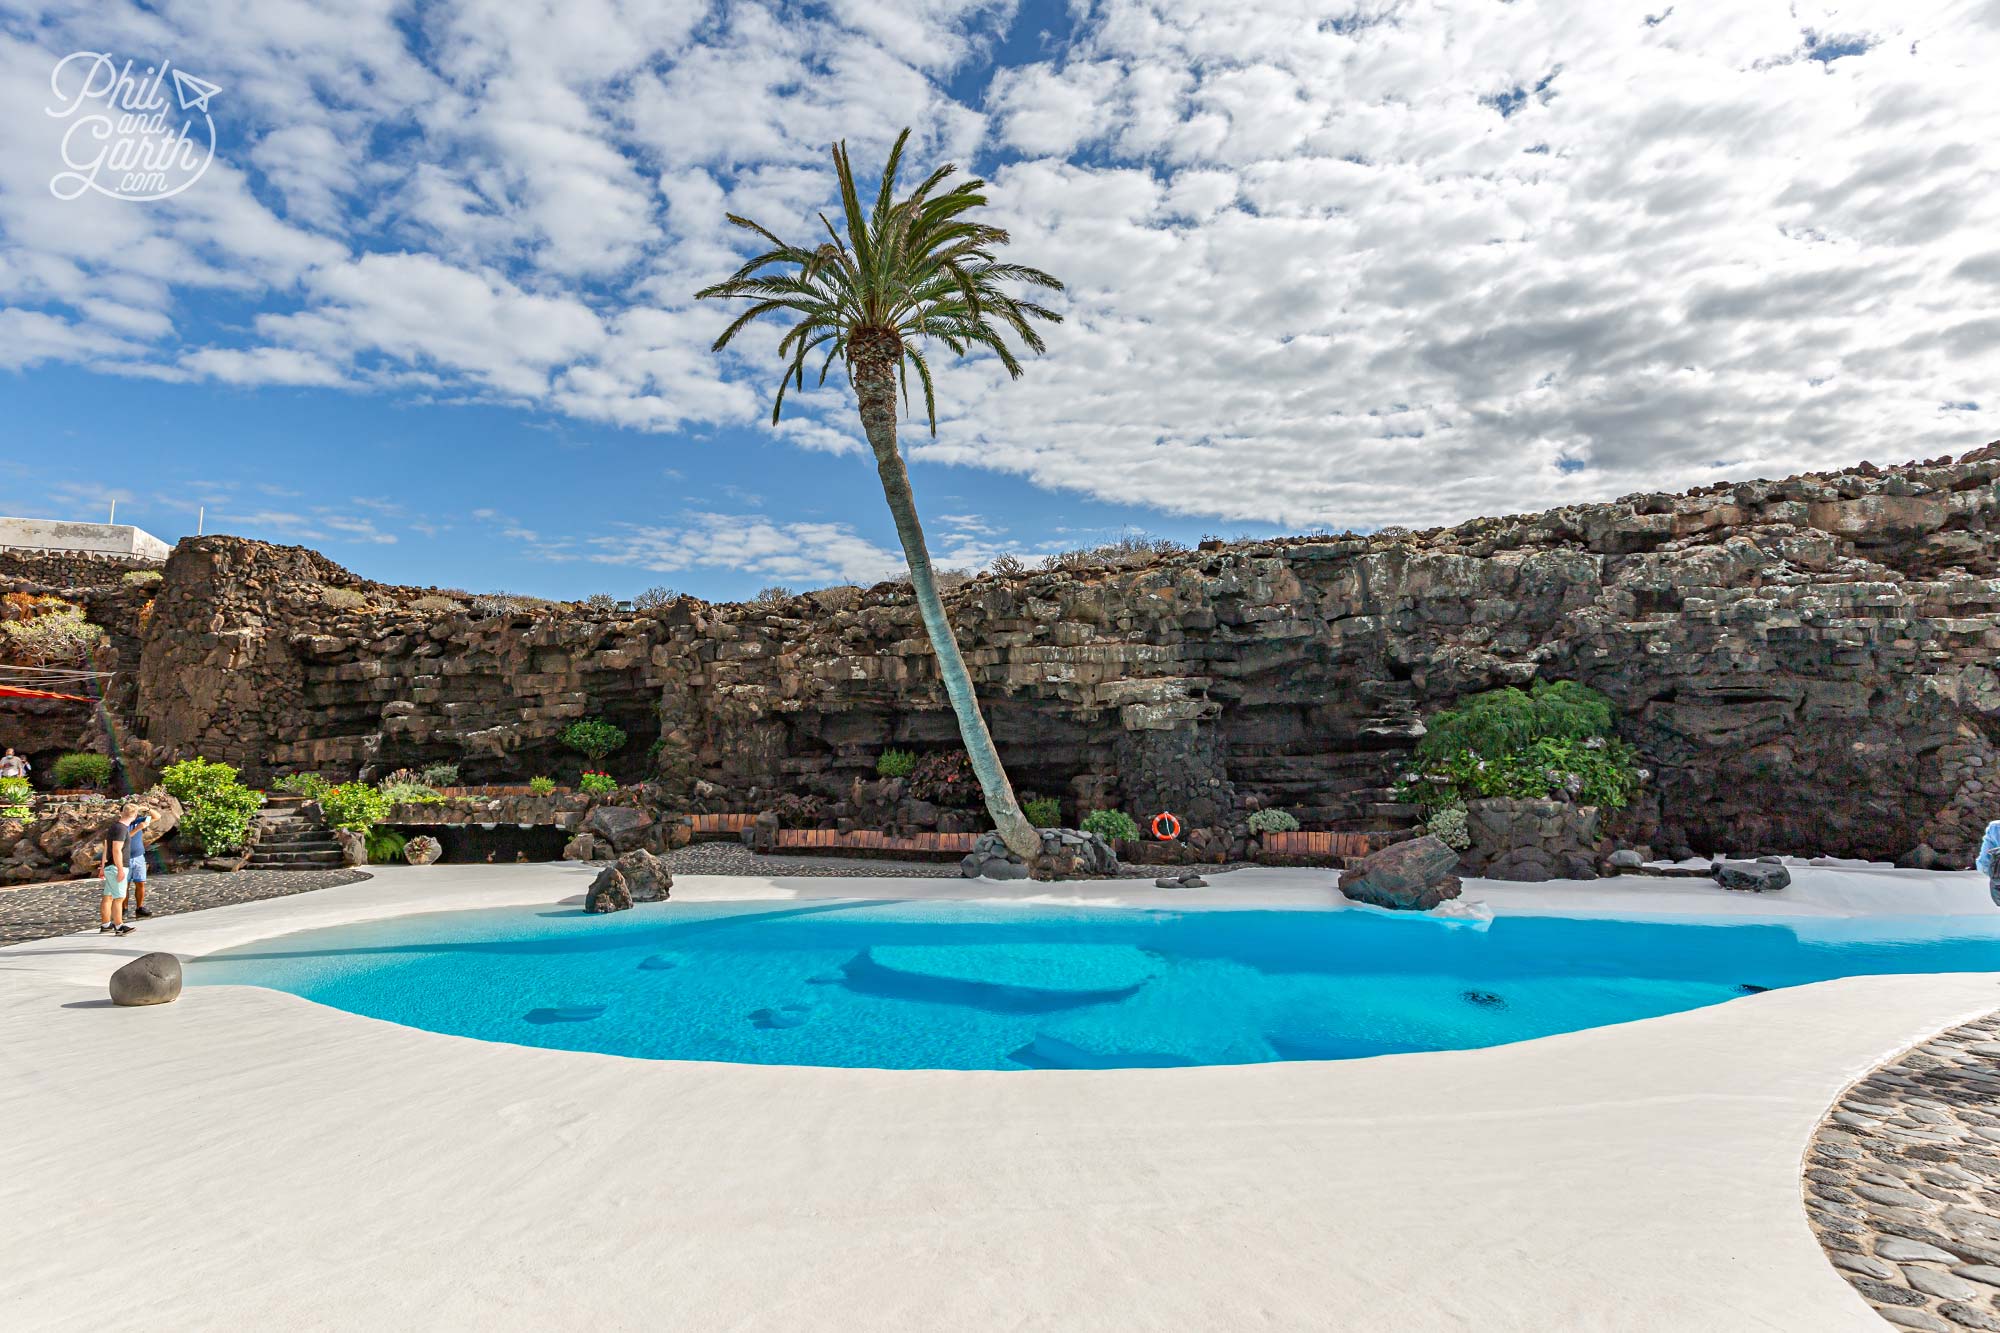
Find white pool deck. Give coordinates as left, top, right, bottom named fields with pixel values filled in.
left=4, top=861, right=1998, bottom=1332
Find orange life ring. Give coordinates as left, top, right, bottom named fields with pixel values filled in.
left=1151, top=811, right=1182, bottom=841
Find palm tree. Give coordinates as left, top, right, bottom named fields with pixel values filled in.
left=695, top=129, right=1062, bottom=863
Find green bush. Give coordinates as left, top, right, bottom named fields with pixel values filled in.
left=875, top=748, right=916, bottom=779
left=51, top=752, right=111, bottom=788
left=417, top=763, right=460, bottom=788
left=162, top=757, right=265, bottom=854
left=1080, top=809, right=1140, bottom=843
left=1246, top=808, right=1300, bottom=834
left=320, top=782, right=391, bottom=833
left=379, top=781, right=443, bottom=805
left=0, top=603, right=104, bottom=665
left=578, top=771, right=617, bottom=795
left=364, top=826, right=408, bottom=863
left=1426, top=802, right=1471, bottom=850
left=1415, top=680, right=1615, bottom=762
left=528, top=776, right=556, bottom=795
left=1396, top=680, right=1642, bottom=811
left=121, top=569, right=163, bottom=587
left=0, top=776, right=31, bottom=819
left=1024, top=796, right=1061, bottom=828
left=274, top=771, right=331, bottom=799
left=561, top=718, right=627, bottom=762
left=161, top=756, right=245, bottom=805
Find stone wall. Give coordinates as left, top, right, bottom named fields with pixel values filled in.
left=51, top=440, right=2000, bottom=865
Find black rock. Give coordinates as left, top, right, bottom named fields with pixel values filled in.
left=1713, top=860, right=1791, bottom=892
left=109, top=952, right=182, bottom=1006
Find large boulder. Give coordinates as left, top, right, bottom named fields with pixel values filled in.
left=959, top=828, right=1119, bottom=882
left=583, top=863, right=634, bottom=913
left=562, top=831, right=609, bottom=862
left=403, top=834, right=442, bottom=866
left=605, top=848, right=673, bottom=902
left=1713, top=860, right=1790, bottom=892
left=1339, top=835, right=1463, bottom=911
left=109, top=952, right=182, bottom=1006
left=585, top=805, right=654, bottom=852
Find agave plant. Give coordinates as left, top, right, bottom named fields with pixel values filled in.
left=696, top=129, right=1062, bottom=861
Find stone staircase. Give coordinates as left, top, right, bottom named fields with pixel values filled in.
left=246, top=798, right=344, bottom=870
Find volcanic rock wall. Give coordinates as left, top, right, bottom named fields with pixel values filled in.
left=80, top=441, right=2000, bottom=863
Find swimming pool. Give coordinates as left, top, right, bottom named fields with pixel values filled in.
left=189, top=900, right=2000, bottom=1069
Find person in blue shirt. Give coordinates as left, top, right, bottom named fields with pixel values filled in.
left=1975, top=820, right=2000, bottom=906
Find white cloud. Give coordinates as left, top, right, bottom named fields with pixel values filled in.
left=0, top=0, right=1995, bottom=537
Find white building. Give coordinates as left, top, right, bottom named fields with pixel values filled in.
left=0, top=517, right=173, bottom=562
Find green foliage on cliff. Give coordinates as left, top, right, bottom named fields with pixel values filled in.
left=562, top=718, right=627, bottom=762
left=161, top=756, right=265, bottom=854
left=578, top=771, right=617, bottom=795
left=1398, top=681, right=1642, bottom=811
left=1080, top=809, right=1140, bottom=843
left=875, top=748, right=916, bottom=779
left=1415, top=680, right=1615, bottom=761
left=529, top=776, right=556, bottom=795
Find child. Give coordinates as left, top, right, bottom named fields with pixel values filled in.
left=97, top=806, right=139, bottom=936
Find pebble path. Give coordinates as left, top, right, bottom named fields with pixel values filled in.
left=0, top=868, right=372, bottom=946
left=1805, top=1011, right=2000, bottom=1331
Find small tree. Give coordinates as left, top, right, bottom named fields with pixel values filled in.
left=562, top=718, right=627, bottom=764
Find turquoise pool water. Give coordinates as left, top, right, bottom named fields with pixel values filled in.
left=188, top=901, right=2000, bottom=1070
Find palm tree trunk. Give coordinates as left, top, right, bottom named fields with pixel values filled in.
left=851, top=347, right=1041, bottom=862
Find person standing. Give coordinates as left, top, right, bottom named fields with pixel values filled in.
left=97, top=805, right=139, bottom=936
left=126, top=809, right=156, bottom=918
left=1976, top=818, right=2000, bottom=907
left=0, top=747, right=28, bottom=780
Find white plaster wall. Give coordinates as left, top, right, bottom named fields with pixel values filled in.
left=0, top=517, right=171, bottom=559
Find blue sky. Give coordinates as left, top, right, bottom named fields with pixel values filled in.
left=0, top=1, right=1995, bottom=600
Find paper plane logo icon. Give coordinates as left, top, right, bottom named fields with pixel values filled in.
left=171, top=67, right=220, bottom=112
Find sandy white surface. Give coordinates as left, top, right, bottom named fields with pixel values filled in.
left=4, top=862, right=1998, bottom=1332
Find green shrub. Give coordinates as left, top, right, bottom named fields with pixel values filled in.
left=1415, top=680, right=1614, bottom=762
left=274, top=771, right=331, bottom=800
left=1080, top=809, right=1140, bottom=843
left=162, top=757, right=265, bottom=854
left=320, top=782, right=391, bottom=833
left=1024, top=796, right=1061, bottom=828
left=1396, top=680, right=1642, bottom=811
left=910, top=751, right=979, bottom=807
left=51, top=752, right=111, bottom=788
left=379, top=781, right=443, bottom=805
left=875, top=748, right=916, bottom=779
left=1426, top=802, right=1471, bottom=850
left=364, top=826, right=408, bottom=863
left=121, top=569, right=163, bottom=587
left=417, top=763, right=460, bottom=788
left=1246, top=808, right=1300, bottom=834
left=578, top=770, right=616, bottom=795
left=161, top=756, right=245, bottom=805
left=561, top=718, right=627, bottom=762
left=529, top=776, right=556, bottom=795
left=0, top=776, right=31, bottom=819
left=0, top=603, right=104, bottom=665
